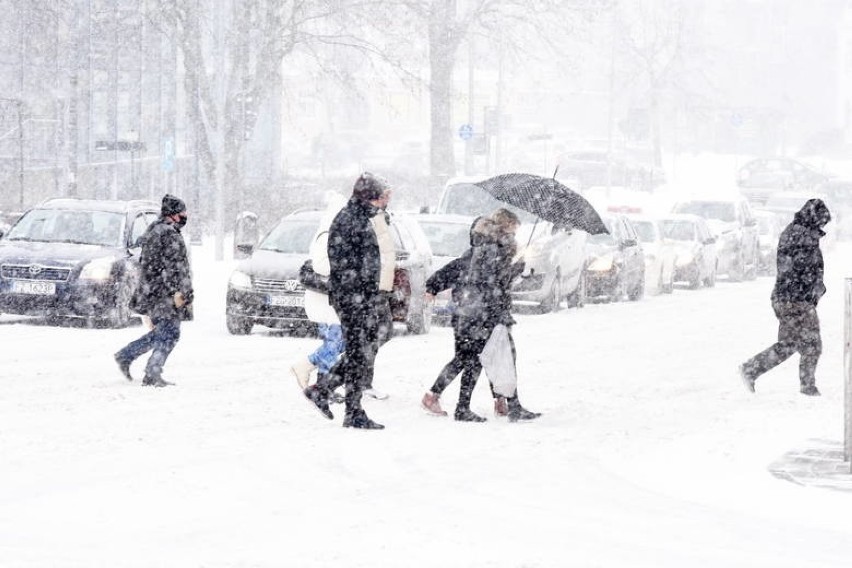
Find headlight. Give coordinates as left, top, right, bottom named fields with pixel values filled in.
left=588, top=255, right=614, bottom=272
left=79, top=257, right=114, bottom=281
left=229, top=270, right=252, bottom=289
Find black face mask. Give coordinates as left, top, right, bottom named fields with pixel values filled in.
left=174, top=215, right=188, bottom=231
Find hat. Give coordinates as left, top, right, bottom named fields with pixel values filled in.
left=352, top=172, right=389, bottom=201
left=161, top=194, right=187, bottom=216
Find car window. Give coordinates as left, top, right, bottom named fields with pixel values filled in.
left=392, top=219, right=416, bottom=253
left=588, top=218, right=617, bottom=245
left=258, top=219, right=319, bottom=254
left=419, top=220, right=469, bottom=257
left=659, top=220, right=696, bottom=241
left=631, top=220, right=657, bottom=243
left=5, top=208, right=125, bottom=246
left=623, top=219, right=638, bottom=241
left=130, top=214, right=150, bottom=246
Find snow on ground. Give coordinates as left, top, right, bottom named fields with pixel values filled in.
left=2, top=239, right=852, bottom=567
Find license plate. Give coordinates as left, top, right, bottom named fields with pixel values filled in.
left=268, top=294, right=304, bottom=307
left=11, top=280, right=56, bottom=295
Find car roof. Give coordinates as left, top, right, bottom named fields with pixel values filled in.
left=37, top=198, right=158, bottom=213
left=443, top=175, right=490, bottom=186
left=281, top=209, right=324, bottom=221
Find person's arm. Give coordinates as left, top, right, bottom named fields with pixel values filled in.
left=425, top=249, right=471, bottom=295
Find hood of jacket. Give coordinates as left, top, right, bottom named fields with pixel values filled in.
left=793, top=198, right=831, bottom=231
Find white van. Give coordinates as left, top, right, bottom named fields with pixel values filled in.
left=434, top=176, right=588, bottom=312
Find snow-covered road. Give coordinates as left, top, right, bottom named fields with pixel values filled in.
left=1, top=242, right=852, bottom=567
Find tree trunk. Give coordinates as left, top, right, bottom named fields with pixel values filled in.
left=428, top=21, right=457, bottom=183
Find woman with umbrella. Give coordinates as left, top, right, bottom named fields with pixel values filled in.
left=423, top=208, right=541, bottom=422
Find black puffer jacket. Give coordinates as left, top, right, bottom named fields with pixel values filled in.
left=327, top=196, right=381, bottom=314
left=133, top=217, right=193, bottom=319
left=455, top=217, right=518, bottom=339
left=772, top=198, right=830, bottom=306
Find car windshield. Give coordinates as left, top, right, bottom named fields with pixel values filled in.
left=765, top=196, right=808, bottom=210
left=587, top=219, right=616, bottom=245
left=659, top=220, right=696, bottom=241
left=673, top=201, right=736, bottom=223
left=259, top=219, right=318, bottom=254
left=631, top=220, right=657, bottom=243
left=419, top=220, right=470, bottom=257
left=5, top=209, right=125, bottom=246
left=438, top=183, right=536, bottom=224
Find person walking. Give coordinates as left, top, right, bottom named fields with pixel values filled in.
left=740, top=198, right=831, bottom=396
left=114, top=194, right=193, bottom=387
left=290, top=195, right=346, bottom=393
left=303, top=172, right=390, bottom=429
left=424, top=209, right=541, bottom=422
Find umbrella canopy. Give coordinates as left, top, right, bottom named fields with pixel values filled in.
left=473, top=173, right=609, bottom=235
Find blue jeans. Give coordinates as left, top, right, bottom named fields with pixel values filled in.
left=308, top=323, right=345, bottom=375
left=115, top=316, right=181, bottom=381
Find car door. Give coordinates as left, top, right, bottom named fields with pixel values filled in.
left=696, top=220, right=716, bottom=278
left=619, top=217, right=643, bottom=284
left=740, top=201, right=759, bottom=263
left=549, top=222, right=585, bottom=292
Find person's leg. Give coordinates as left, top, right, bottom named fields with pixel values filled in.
left=142, top=317, right=181, bottom=385
left=796, top=306, right=822, bottom=395
left=503, top=330, right=541, bottom=421
left=338, top=306, right=381, bottom=427
left=430, top=327, right=466, bottom=395
left=454, top=333, right=487, bottom=422
left=115, top=329, right=156, bottom=364
left=742, top=302, right=798, bottom=383
left=309, top=323, right=345, bottom=376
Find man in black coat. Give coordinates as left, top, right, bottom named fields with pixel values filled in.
left=740, top=198, right=831, bottom=396
left=304, top=173, right=388, bottom=429
left=114, top=194, right=194, bottom=387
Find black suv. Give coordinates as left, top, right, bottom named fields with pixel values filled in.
left=0, top=198, right=161, bottom=327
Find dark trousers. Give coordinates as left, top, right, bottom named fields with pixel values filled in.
left=742, top=301, right=822, bottom=387
left=115, top=315, right=181, bottom=381
left=318, top=297, right=381, bottom=415
left=431, top=321, right=520, bottom=411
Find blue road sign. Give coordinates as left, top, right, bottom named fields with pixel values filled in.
left=458, top=124, right=474, bottom=141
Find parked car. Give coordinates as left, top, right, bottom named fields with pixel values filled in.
left=412, top=213, right=473, bottom=324
left=584, top=214, right=645, bottom=302
left=762, top=190, right=837, bottom=249
left=817, top=178, right=852, bottom=239
left=226, top=209, right=434, bottom=336
left=436, top=177, right=588, bottom=312
left=658, top=214, right=718, bottom=289
left=752, top=210, right=781, bottom=275
left=0, top=197, right=161, bottom=327
left=737, top=157, right=828, bottom=204
left=627, top=215, right=675, bottom=294
left=671, top=195, right=759, bottom=281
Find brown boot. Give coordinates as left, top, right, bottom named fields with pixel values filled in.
left=422, top=392, right=448, bottom=416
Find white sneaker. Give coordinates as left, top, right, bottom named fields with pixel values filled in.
left=290, top=357, right=316, bottom=390
left=363, top=388, right=389, bottom=400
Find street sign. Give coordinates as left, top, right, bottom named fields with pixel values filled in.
left=458, top=123, right=474, bottom=141
left=162, top=137, right=175, bottom=172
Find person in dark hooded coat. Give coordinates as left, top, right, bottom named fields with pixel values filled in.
left=740, top=198, right=831, bottom=396
left=423, top=209, right=541, bottom=422
left=114, top=194, right=193, bottom=387
left=421, top=215, right=540, bottom=421
left=303, top=172, right=389, bottom=429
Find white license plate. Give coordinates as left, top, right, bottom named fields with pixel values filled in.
left=11, top=280, right=56, bottom=295
left=268, top=294, right=304, bottom=307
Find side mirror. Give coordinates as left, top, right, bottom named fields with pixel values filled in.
left=620, top=238, right=637, bottom=249
left=395, top=250, right=410, bottom=262
left=705, top=237, right=717, bottom=245
left=235, top=243, right=254, bottom=257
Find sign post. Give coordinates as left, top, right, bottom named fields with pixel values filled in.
left=845, top=278, right=852, bottom=470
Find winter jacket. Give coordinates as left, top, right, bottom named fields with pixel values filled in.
left=772, top=198, right=830, bottom=306
left=132, top=217, right=193, bottom=319
left=327, top=196, right=381, bottom=314
left=304, top=229, right=340, bottom=325
left=371, top=210, right=396, bottom=292
left=455, top=217, right=518, bottom=340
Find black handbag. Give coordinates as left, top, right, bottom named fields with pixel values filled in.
left=298, top=259, right=329, bottom=294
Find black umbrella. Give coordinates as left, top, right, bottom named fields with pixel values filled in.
left=473, top=173, right=608, bottom=235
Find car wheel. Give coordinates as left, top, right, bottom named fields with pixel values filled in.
left=705, top=266, right=717, bottom=287
left=627, top=273, right=644, bottom=301
left=539, top=273, right=562, bottom=313
left=729, top=251, right=745, bottom=282
left=565, top=272, right=586, bottom=308
left=106, top=278, right=134, bottom=328
left=687, top=266, right=701, bottom=290
left=226, top=313, right=253, bottom=335
left=406, top=296, right=432, bottom=335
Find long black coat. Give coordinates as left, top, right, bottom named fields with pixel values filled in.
left=327, top=196, right=381, bottom=314
left=133, top=218, right=193, bottom=320
left=454, top=217, right=518, bottom=341
left=772, top=199, right=830, bottom=306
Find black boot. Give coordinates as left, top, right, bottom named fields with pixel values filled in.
left=454, top=407, right=486, bottom=422
left=507, top=396, right=541, bottom=422
left=304, top=385, right=333, bottom=419
left=114, top=354, right=133, bottom=381
left=343, top=409, right=384, bottom=429
left=142, top=376, right=174, bottom=387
